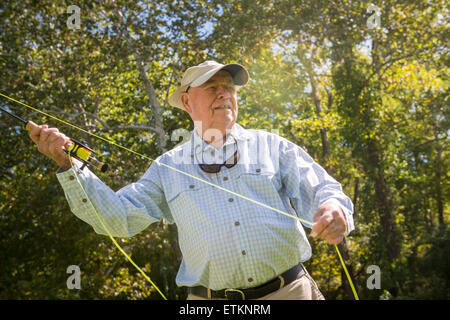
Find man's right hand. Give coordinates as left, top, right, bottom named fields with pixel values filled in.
left=26, top=121, right=76, bottom=171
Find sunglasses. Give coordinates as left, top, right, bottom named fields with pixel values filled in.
left=196, top=136, right=239, bottom=173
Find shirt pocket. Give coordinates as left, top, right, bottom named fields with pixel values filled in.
left=237, top=165, right=282, bottom=199
left=164, top=179, right=211, bottom=224
left=237, top=165, right=297, bottom=226
left=165, top=179, right=208, bottom=204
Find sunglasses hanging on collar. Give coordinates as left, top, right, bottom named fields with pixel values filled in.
left=195, top=136, right=239, bottom=173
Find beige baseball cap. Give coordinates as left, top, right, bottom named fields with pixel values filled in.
left=169, top=60, right=249, bottom=110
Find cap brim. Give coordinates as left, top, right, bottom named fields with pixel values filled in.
left=191, top=63, right=249, bottom=87
left=222, top=64, right=249, bottom=85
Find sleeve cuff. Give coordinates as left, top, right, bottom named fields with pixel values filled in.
left=55, top=161, right=93, bottom=210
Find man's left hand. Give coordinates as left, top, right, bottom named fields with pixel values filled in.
left=310, top=201, right=347, bottom=245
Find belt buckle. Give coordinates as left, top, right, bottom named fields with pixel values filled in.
left=224, top=288, right=245, bottom=300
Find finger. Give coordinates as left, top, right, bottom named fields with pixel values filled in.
left=325, top=235, right=344, bottom=245
left=328, top=209, right=347, bottom=234
left=48, top=133, right=70, bottom=157
left=48, top=133, right=72, bottom=151
left=321, top=218, right=346, bottom=243
left=39, top=127, right=59, bottom=145
left=28, top=122, right=43, bottom=144
left=36, top=128, right=60, bottom=156
left=310, top=206, right=328, bottom=237
left=311, top=213, right=333, bottom=238
left=333, top=209, right=348, bottom=235
left=318, top=219, right=337, bottom=240
left=47, top=131, right=69, bottom=143
left=320, top=220, right=341, bottom=240
left=325, top=226, right=345, bottom=244
left=47, top=131, right=65, bottom=146
left=313, top=205, right=327, bottom=223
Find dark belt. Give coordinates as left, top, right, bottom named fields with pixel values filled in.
left=188, top=262, right=306, bottom=300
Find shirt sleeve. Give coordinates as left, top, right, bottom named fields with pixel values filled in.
left=56, top=158, right=174, bottom=238
left=278, top=138, right=355, bottom=235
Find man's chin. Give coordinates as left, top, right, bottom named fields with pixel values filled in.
left=209, top=122, right=234, bottom=138
left=212, top=110, right=233, bottom=121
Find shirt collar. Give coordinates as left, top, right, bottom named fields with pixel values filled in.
left=189, top=123, right=250, bottom=164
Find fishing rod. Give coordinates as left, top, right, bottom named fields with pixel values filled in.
left=0, top=105, right=108, bottom=172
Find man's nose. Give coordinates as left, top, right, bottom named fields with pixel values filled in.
left=216, top=85, right=231, bottom=100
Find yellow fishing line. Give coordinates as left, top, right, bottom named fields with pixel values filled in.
left=1, top=92, right=359, bottom=300
left=67, top=152, right=167, bottom=300
left=335, top=244, right=359, bottom=300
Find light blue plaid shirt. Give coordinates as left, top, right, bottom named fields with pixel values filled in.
left=56, top=123, right=354, bottom=290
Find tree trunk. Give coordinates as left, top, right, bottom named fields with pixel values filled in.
left=114, top=7, right=168, bottom=154
left=132, top=52, right=168, bottom=153
left=367, top=139, right=400, bottom=261
left=369, top=38, right=400, bottom=262
left=310, top=80, right=332, bottom=172
left=434, top=132, right=444, bottom=228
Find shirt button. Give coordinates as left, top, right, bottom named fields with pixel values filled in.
left=248, top=277, right=253, bottom=282
left=189, top=185, right=194, bottom=189
left=234, top=221, right=240, bottom=226
left=256, top=168, right=261, bottom=173
left=241, top=250, right=246, bottom=255
left=228, top=198, right=234, bottom=202
left=69, top=176, right=75, bottom=180
left=82, top=199, right=87, bottom=203
left=223, top=177, right=228, bottom=181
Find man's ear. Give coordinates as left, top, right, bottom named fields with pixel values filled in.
left=180, top=93, right=191, bottom=113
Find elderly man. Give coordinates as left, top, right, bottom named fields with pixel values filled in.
left=26, top=60, right=354, bottom=300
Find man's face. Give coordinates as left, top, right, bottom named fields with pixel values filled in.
left=181, top=70, right=238, bottom=142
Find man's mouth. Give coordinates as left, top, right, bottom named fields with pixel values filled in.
left=213, top=106, right=232, bottom=110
